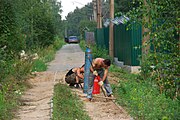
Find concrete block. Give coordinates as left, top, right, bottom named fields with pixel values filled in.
left=113, top=58, right=141, bottom=74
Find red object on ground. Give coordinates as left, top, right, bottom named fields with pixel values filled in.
left=92, top=76, right=101, bottom=94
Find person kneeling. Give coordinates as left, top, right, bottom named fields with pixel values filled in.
left=65, top=65, right=84, bottom=88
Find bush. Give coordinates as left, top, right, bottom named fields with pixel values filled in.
left=80, top=40, right=111, bottom=60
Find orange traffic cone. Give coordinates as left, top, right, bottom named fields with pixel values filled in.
left=92, top=76, right=100, bottom=94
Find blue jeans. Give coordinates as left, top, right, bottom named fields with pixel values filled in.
left=87, top=68, right=113, bottom=99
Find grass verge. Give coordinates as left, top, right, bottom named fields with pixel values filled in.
left=110, top=65, right=179, bottom=120
left=53, top=84, right=91, bottom=120
left=32, top=37, right=65, bottom=72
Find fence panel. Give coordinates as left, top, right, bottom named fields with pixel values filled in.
left=95, top=28, right=105, bottom=48
left=131, top=23, right=142, bottom=66
left=114, top=23, right=142, bottom=66
left=95, top=23, right=142, bottom=66
left=103, top=27, right=109, bottom=50
left=114, top=25, right=119, bottom=58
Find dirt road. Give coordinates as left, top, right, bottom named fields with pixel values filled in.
left=14, top=44, right=130, bottom=120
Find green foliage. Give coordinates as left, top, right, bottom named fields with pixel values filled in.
left=0, top=0, right=26, bottom=60
left=31, top=59, right=47, bottom=72
left=0, top=0, right=64, bottom=79
left=41, top=46, right=56, bottom=63
left=31, top=38, right=65, bottom=72
left=13, top=60, right=33, bottom=80
left=53, top=36, right=65, bottom=50
left=79, top=20, right=97, bottom=39
left=126, top=0, right=180, bottom=99
left=109, top=64, right=125, bottom=73
left=65, top=2, right=94, bottom=37
left=0, top=60, right=13, bottom=80
left=0, top=0, right=63, bottom=55
left=115, top=77, right=179, bottom=120
left=0, top=92, right=10, bottom=120
left=16, top=0, right=62, bottom=48
left=115, top=0, right=139, bottom=16
left=0, top=0, right=63, bottom=77
left=80, top=40, right=110, bottom=60
left=0, top=38, right=64, bottom=119
left=0, top=75, right=25, bottom=120
left=0, top=0, right=64, bottom=119
left=110, top=66, right=180, bottom=120
left=91, top=45, right=110, bottom=59
left=31, top=46, right=55, bottom=72
left=53, top=84, right=91, bottom=120
left=140, top=52, right=179, bottom=99
left=79, top=40, right=86, bottom=51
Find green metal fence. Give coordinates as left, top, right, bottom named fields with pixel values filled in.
left=114, top=23, right=142, bottom=66
left=95, top=22, right=142, bottom=66
left=104, top=27, right=109, bottom=49
left=95, top=28, right=109, bottom=49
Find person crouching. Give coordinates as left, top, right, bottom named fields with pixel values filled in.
left=65, top=64, right=84, bottom=88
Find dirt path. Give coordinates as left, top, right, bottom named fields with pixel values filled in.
left=14, top=44, right=131, bottom=120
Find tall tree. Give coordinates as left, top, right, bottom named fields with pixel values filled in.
left=65, top=2, right=94, bottom=37
left=15, top=0, right=62, bottom=48
left=0, top=0, right=63, bottom=59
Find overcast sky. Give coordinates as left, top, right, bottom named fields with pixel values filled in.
left=59, top=0, right=92, bottom=20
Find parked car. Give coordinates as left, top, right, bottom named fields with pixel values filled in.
left=68, top=36, right=80, bottom=43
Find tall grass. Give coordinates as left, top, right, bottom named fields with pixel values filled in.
left=53, top=84, right=91, bottom=120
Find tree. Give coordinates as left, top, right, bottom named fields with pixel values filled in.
left=114, top=0, right=139, bottom=16
left=127, top=0, right=180, bottom=99
left=0, top=0, right=25, bottom=59
left=65, top=2, right=94, bottom=37
left=15, top=0, right=62, bottom=48
left=0, top=0, right=63, bottom=59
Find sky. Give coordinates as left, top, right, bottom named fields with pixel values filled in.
left=59, top=0, right=92, bottom=20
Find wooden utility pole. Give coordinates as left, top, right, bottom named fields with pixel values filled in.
left=109, top=0, right=114, bottom=58
left=97, top=0, right=102, bottom=28
left=93, top=0, right=97, bottom=21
